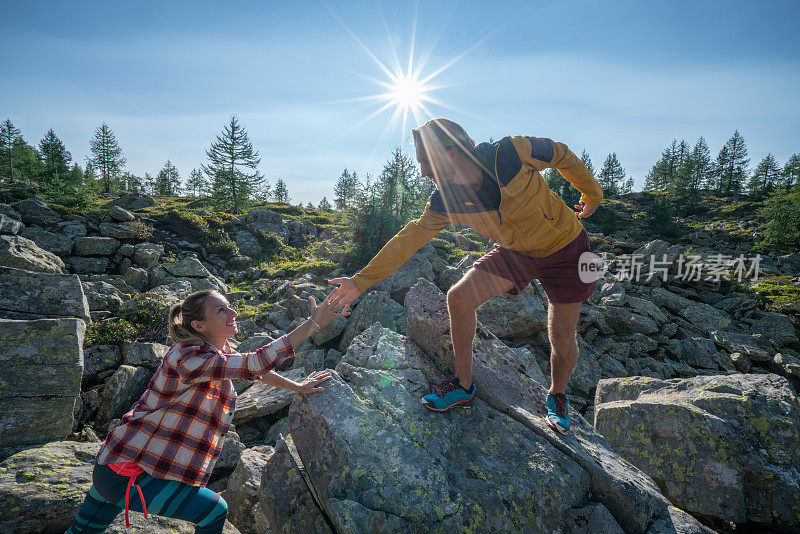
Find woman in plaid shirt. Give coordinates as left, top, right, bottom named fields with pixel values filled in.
left=66, top=288, right=349, bottom=533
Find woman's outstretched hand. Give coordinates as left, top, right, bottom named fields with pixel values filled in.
left=296, top=370, right=332, bottom=394
left=308, top=293, right=350, bottom=329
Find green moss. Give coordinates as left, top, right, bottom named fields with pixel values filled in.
left=750, top=277, right=800, bottom=307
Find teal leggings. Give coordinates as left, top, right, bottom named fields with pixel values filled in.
left=65, top=462, right=228, bottom=534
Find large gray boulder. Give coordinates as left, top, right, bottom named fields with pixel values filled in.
left=0, top=235, right=65, bottom=273
left=109, top=204, right=136, bottom=222
left=16, top=198, right=59, bottom=227
left=99, top=221, right=143, bottom=240
left=82, top=280, right=126, bottom=313
left=19, top=226, right=73, bottom=256
left=235, top=230, right=262, bottom=258
left=74, top=236, right=121, bottom=256
left=0, top=441, right=241, bottom=534
left=0, top=318, right=85, bottom=459
left=55, top=220, right=87, bottom=239
left=750, top=311, right=799, bottom=349
left=153, top=256, right=227, bottom=292
left=401, top=279, right=689, bottom=533
left=109, top=192, right=157, bottom=211
left=82, top=344, right=122, bottom=383
left=256, top=434, right=332, bottom=533
left=68, top=256, right=110, bottom=274
left=233, top=367, right=305, bottom=426
left=133, top=242, right=163, bottom=268
left=594, top=373, right=800, bottom=531
left=289, top=323, right=644, bottom=532
left=339, top=290, right=400, bottom=351
left=0, top=213, right=22, bottom=235
left=370, top=252, right=434, bottom=295
left=94, top=365, right=152, bottom=433
left=0, top=267, right=89, bottom=319
left=221, top=445, right=275, bottom=534
left=476, top=282, right=548, bottom=338
left=121, top=342, right=168, bottom=369
left=0, top=441, right=99, bottom=533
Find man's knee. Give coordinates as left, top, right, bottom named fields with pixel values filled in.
left=549, top=331, right=578, bottom=353
left=446, top=283, right=475, bottom=310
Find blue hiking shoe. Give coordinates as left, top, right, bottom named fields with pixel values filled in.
left=421, top=377, right=476, bottom=412
left=546, top=393, right=571, bottom=434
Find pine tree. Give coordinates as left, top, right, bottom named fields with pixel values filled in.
left=143, top=172, right=156, bottom=195
left=254, top=180, right=272, bottom=203
left=334, top=168, right=359, bottom=210
left=378, top=147, right=418, bottom=235
left=273, top=178, right=290, bottom=203
left=306, top=202, right=315, bottom=209
left=747, top=154, right=781, bottom=197
left=644, top=140, right=679, bottom=192
left=620, top=176, right=634, bottom=195
left=68, top=163, right=85, bottom=186
left=89, top=123, right=126, bottom=193
left=716, top=130, right=749, bottom=196
left=155, top=160, right=181, bottom=195
left=202, top=115, right=264, bottom=213
left=84, top=160, right=99, bottom=189
left=38, top=128, right=73, bottom=190
left=598, top=153, right=625, bottom=197
left=0, top=119, right=21, bottom=182
left=580, top=150, right=595, bottom=176
left=318, top=196, right=332, bottom=211
left=186, top=168, right=209, bottom=197
left=689, top=137, right=713, bottom=191
left=781, top=154, right=800, bottom=190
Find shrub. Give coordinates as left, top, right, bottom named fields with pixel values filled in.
left=207, top=233, right=239, bottom=257
left=251, top=230, right=286, bottom=261
left=121, top=295, right=169, bottom=342
left=85, top=317, right=139, bottom=346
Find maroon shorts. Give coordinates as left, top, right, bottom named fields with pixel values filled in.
left=472, top=228, right=596, bottom=303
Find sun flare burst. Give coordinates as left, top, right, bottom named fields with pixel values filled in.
left=325, top=3, right=492, bottom=146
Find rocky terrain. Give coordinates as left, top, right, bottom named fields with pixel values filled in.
left=0, top=192, right=798, bottom=533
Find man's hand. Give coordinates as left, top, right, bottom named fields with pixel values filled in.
left=327, top=277, right=362, bottom=314
left=295, top=370, right=331, bottom=394
left=574, top=201, right=599, bottom=218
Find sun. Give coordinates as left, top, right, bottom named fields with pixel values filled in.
left=389, top=73, right=427, bottom=111
left=325, top=3, right=492, bottom=144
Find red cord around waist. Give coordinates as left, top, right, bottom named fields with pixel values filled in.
left=108, top=462, right=147, bottom=527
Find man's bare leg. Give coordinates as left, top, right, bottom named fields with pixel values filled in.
left=446, top=268, right=514, bottom=389
left=546, top=301, right=583, bottom=394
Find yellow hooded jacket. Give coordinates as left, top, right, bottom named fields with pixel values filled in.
left=351, top=135, right=603, bottom=293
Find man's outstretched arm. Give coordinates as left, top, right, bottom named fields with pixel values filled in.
left=328, top=203, right=450, bottom=309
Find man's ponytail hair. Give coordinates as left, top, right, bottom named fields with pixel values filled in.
left=167, top=289, right=217, bottom=345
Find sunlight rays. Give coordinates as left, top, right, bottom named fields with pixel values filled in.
left=324, top=1, right=491, bottom=147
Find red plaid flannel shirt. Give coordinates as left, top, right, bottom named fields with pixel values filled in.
left=96, top=335, right=294, bottom=486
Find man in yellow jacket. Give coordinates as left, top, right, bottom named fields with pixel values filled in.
left=328, top=118, right=602, bottom=434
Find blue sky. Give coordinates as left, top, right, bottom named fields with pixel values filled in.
left=2, top=0, right=799, bottom=204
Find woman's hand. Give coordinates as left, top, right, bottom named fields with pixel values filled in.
left=295, top=370, right=332, bottom=394
left=308, top=292, right=350, bottom=329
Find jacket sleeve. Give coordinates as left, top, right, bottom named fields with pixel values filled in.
left=172, top=335, right=295, bottom=384
left=509, top=136, right=604, bottom=205
left=351, top=203, right=450, bottom=294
